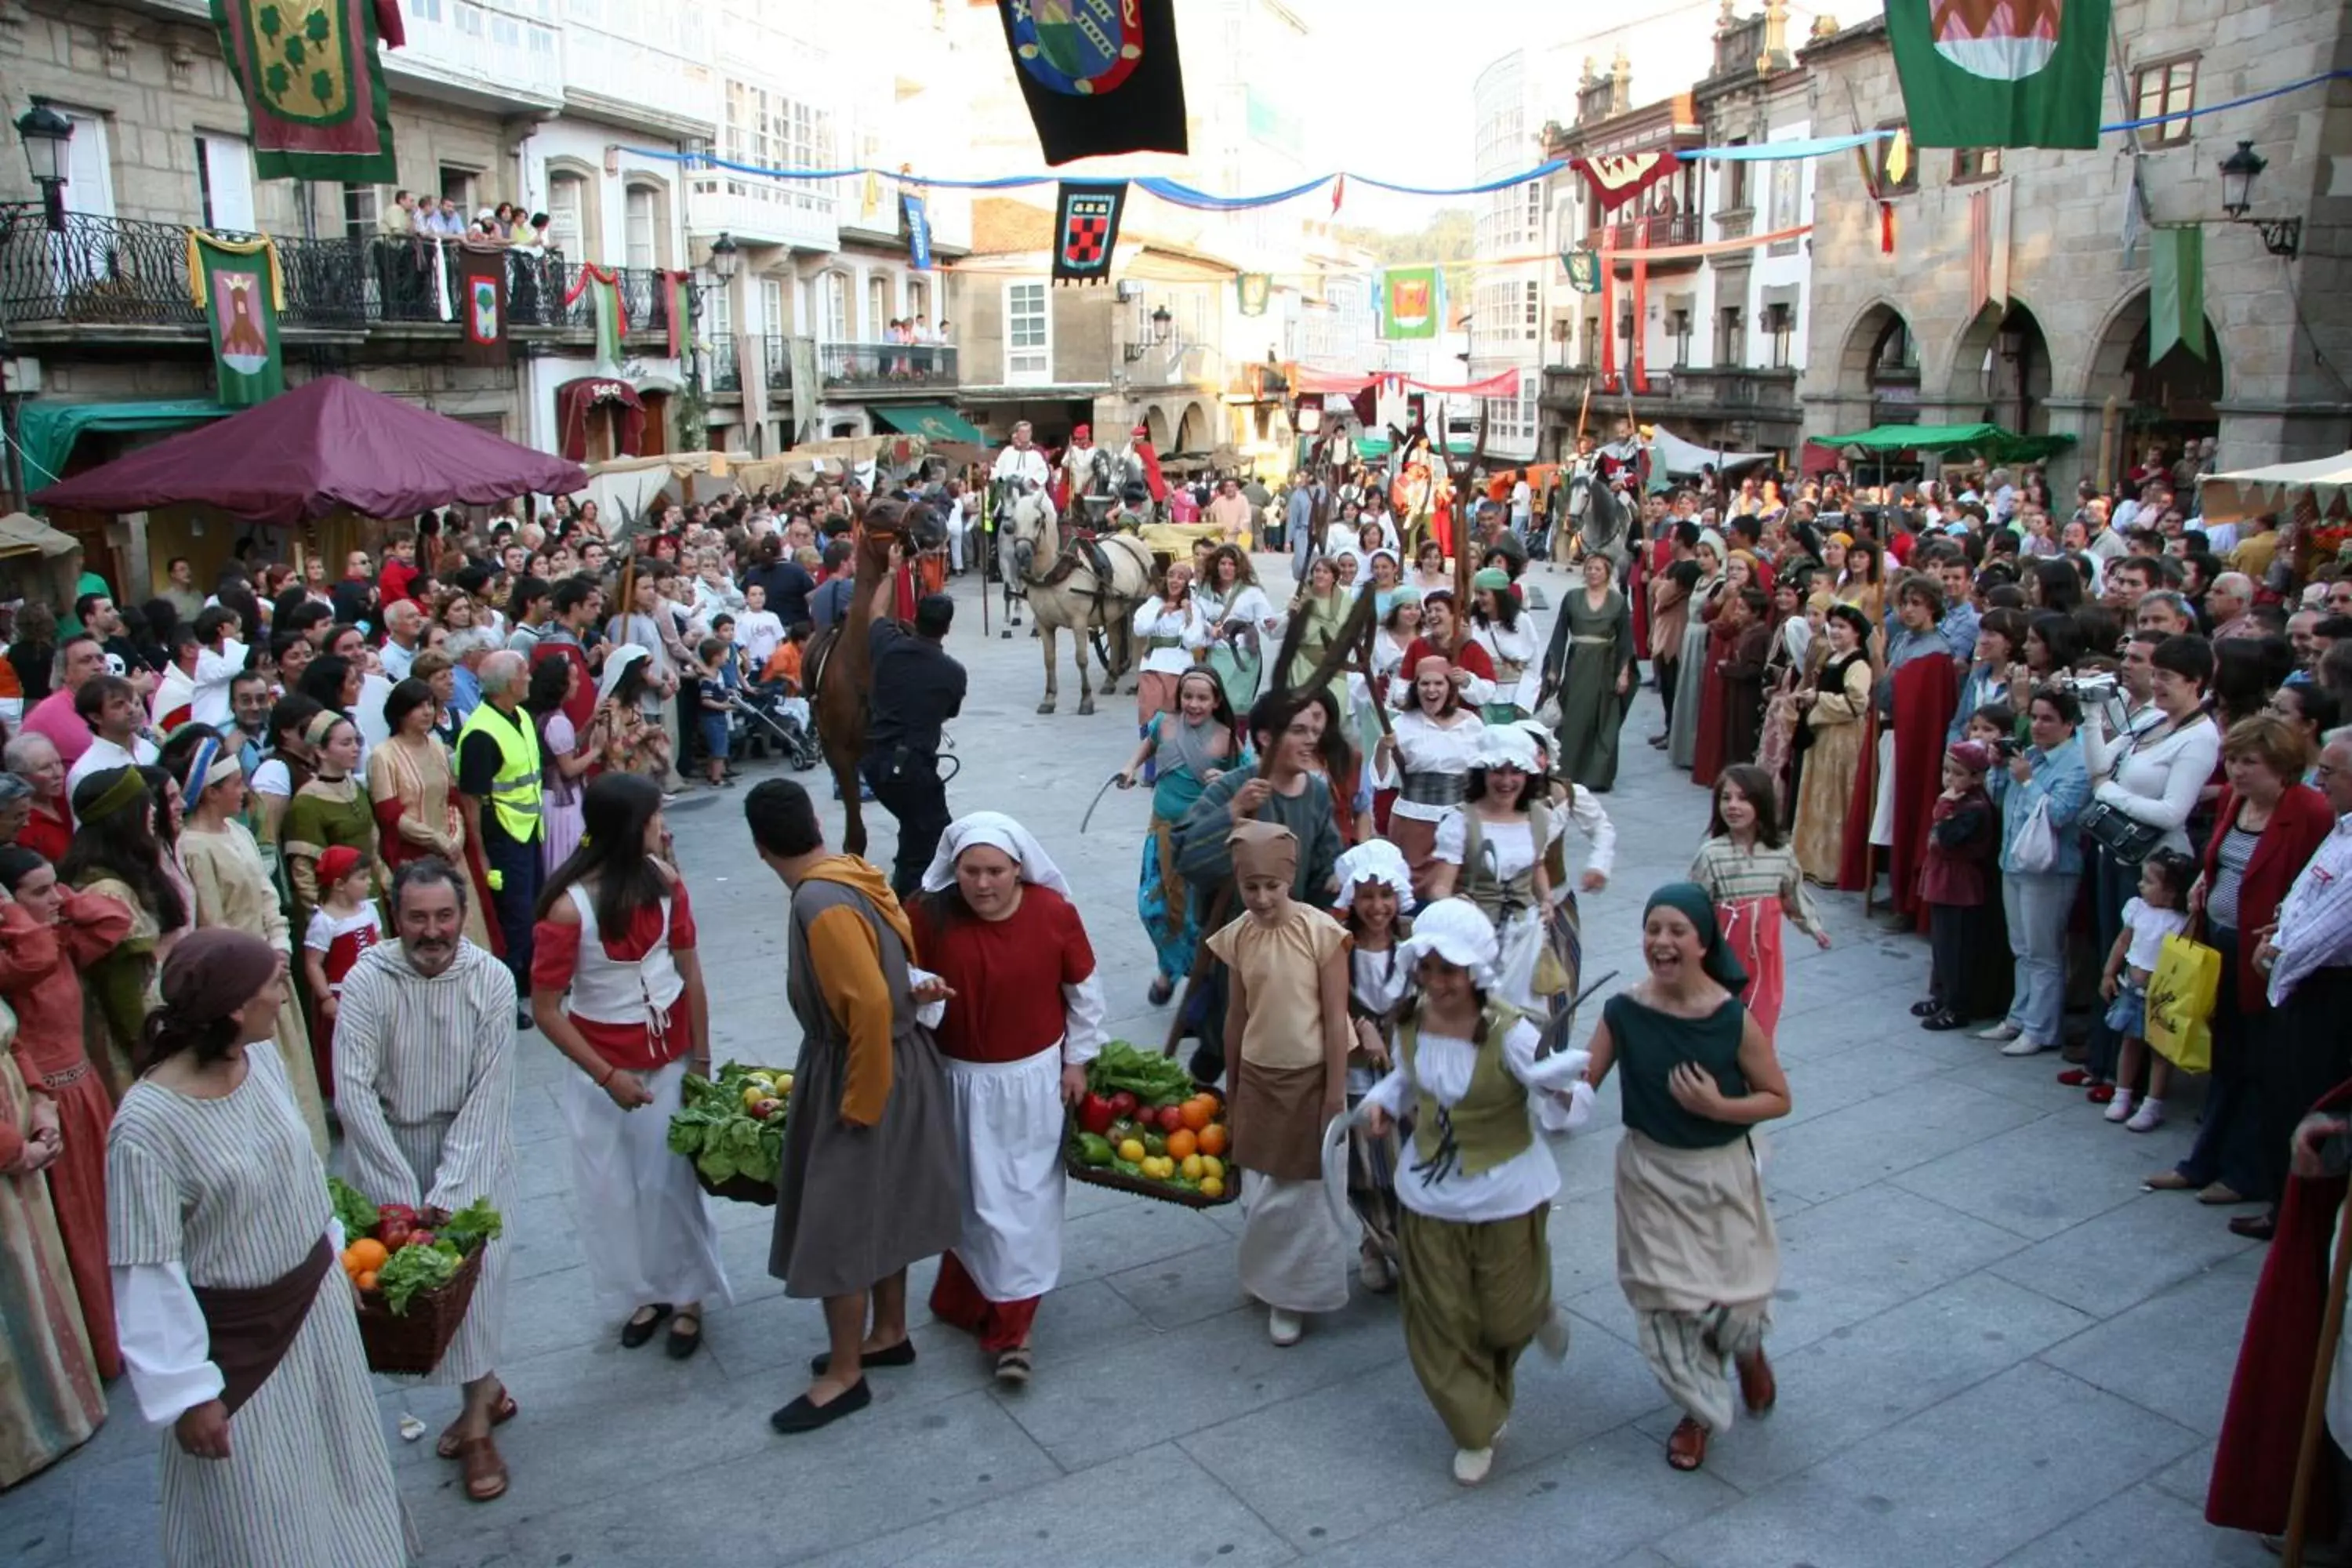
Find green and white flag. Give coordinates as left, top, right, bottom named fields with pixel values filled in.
left=1380, top=266, right=1440, bottom=341
left=1886, top=0, right=2109, bottom=149
left=2149, top=226, right=2205, bottom=362
left=564, top=263, right=624, bottom=365
left=187, top=230, right=285, bottom=406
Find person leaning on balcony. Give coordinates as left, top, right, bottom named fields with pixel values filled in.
left=381, top=189, right=419, bottom=239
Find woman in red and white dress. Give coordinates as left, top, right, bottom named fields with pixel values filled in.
left=906, top=813, right=1105, bottom=1385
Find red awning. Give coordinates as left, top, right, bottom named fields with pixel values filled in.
left=32, top=376, right=586, bottom=525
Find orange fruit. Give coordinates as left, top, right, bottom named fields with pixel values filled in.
left=1165, top=1127, right=1197, bottom=1160
left=1178, top=1098, right=1214, bottom=1132
left=344, top=1238, right=389, bottom=1275
left=355, top=1270, right=379, bottom=1291
left=1196, top=1123, right=1228, bottom=1157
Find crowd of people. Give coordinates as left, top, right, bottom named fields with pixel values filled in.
left=5, top=425, right=2352, bottom=1559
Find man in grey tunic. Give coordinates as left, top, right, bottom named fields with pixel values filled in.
left=334, top=858, right=518, bottom=1501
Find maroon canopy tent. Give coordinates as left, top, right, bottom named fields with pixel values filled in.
left=31, top=376, right=586, bottom=526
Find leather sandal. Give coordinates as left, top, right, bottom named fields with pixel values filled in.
left=995, top=1348, right=1034, bottom=1386
left=1737, top=1350, right=1777, bottom=1415
left=457, top=1435, right=509, bottom=1501
left=437, top=1388, right=518, bottom=1460
left=1667, top=1416, right=1709, bottom=1471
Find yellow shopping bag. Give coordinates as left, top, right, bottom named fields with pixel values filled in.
left=2145, top=931, right=2221, bottom=1073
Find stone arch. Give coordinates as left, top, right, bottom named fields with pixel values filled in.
left=1944, top=299, right=2053, bottom=434
left=1174, top=401, right=1208, bottom=452
left=2078, top=286, right=2227, bottom=481
left=1833, top=299, right=1922, bottom=422
left=1143, top=405, right=1171, bottom=448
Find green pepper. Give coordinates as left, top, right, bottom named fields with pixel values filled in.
left=1076, top=1133, right=1115, bottom=1167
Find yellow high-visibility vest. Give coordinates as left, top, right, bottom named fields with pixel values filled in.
left=458, top=700, right=542, bottom=845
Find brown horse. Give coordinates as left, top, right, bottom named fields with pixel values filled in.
left=808, top=499, right=913, bottom=858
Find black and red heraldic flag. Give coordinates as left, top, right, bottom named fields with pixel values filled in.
left=996, top=0, right=1188, bottom=166
left=1052, top=182, right=1127, bottom=286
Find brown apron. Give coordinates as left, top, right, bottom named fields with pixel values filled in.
left=1236, top=1058, right=1327, bottom=1182
left=191, top=1234, right=335, bottom=1416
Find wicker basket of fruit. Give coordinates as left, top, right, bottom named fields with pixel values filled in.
left=668, top=1062, right=790, bottom=1206
left=1065, top=1041, right=1236, bottom=1209
left=331, top=1178, right=502, bottom=1375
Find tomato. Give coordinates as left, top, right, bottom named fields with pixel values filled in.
left=1106, top=1091, right=1138, bottom=1120
left=379, top=1221, right=413, bottom=1250
left=405, top=1229, right=435, bottom=1250
left=1156, top=1105, right=1187, bottom=1134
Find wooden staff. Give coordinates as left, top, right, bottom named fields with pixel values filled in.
left=2285, top=1188, right=2352, bottom=1567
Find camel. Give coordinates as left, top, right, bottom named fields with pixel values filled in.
left=808, top=497, right=920, bottom=858
left=1000, top=486, right=1155, bottom=715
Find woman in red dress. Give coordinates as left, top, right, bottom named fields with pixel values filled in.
left=0, top=844, right=133, bottom=1377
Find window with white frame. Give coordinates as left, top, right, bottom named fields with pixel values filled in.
left=1523, top=281, right=1539, bottom=341
left=706, top=278, right=733, bottom=348
left=723, top=82, right=832, bottom=212
left=546, top=172, right=585, bottom=257
left=1006, top=281, right=1049, bottom=382
left=623, top=185, right=659, bottom=270
left=1524, top=180, right=1542, bottom=244
left=818, top=270, right=849, bottom=340
left=869, top=274, right=891, bottom=337
left=760, top=275, right=784, bottom=337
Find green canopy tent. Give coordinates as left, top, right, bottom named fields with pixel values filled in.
left=1807, top=422, right=2077, bottom=466
left=869, top=403, right=989, bottom=445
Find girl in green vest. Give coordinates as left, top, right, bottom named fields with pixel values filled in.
left=1584, top=883, right=1792, bottom=1475
left=1361, top=897, right=1589, bottom=1487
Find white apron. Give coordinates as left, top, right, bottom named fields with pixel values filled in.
left=941, top=1041, right=1067, bottom=1301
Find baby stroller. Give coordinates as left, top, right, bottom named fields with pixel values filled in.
left=730, top=682, right=822, bottom=771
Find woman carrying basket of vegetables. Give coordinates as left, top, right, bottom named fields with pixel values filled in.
left=907, top=812, right=1107, bottom=1387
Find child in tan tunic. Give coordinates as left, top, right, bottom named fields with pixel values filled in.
left=1204, top=820, right=1353, bottom=1345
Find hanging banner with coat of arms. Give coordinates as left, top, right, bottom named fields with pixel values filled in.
left=210, top=0, right=405, bottom=182
left=1886, top=0, right=2109, bottom=149
left=997, top=0, right=1187, bottom=166
left=1236, top=274, right=1271, bottom=317
left=456, top=242, right=507, bottom=368
left=1051, top=181, right=1127, bottom=287
left=186, top=230, right=285, bottom=406
left=1379, top=266, right=1441, bottom=341
left=1562, top=248, right=1601, bottom=295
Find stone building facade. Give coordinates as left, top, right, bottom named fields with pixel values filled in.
left=1797, top=4, right=2352, bottom=487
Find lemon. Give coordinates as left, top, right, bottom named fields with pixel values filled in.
left=1199, top=1176, right=1225, bottom=1199
left=1117, top=1138, right=1146, bottom=1164
left=1180, top=1154, right=1203, bottom=1179
left=1200, top=1156, right=1224, bottom=1180
left=775, top=1073, right=794, bottom=1094
left=742, top=1084, right=768, bottom=1109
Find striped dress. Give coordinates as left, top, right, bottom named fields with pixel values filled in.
left=1686, top=837, right=1826, bottom=1037
left=330, top=938, right=516, bottom=1387
left=106, top=1045, right=404, bottom=1568
left=0, top=1009, right=106, bottom=1485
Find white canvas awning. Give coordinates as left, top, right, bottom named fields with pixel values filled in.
left=2198, top=452, right=2352, bottom=524
left=1649, top=423, right=1773, bottom=478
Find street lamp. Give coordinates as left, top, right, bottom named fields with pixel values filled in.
left=2216, top=140, right=2301, bottom=258
left=707, top=230, right=739, bottom=281
left=1123, top=303, right=1174, bottom=364
left=15, top=102, right=71, bottom=233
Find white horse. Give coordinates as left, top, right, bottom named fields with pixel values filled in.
left=1001, top=488, right=1156, bottom=715
left=1564, top=463, right=1633, bottom=571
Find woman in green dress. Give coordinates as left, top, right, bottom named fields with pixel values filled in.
left=60, top=767, right=190, bottom=1100
left=1583, top=883, right=1791, bottom=1475
left=279, top=712, right=380, bottom=935
left=1285, top=555, right=1352, bottom=696
left=1541, top=553, right=1639, bottom=791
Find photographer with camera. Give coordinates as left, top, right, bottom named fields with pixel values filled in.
left=2069, top=634, right=2220, bottom=1105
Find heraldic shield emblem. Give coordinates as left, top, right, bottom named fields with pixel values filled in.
left=1008, top=0, right=1146, bottom=96
left=1053, top=182, right=1127, bottom=285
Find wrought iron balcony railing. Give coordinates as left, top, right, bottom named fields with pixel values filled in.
left=816, top=339, right=957, bottom=390
left=0, top=206, right=677, bottom=343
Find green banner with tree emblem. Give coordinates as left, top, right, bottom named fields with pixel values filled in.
left=187, top=230, right=285, bottom=406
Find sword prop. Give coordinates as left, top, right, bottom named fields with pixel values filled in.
left=1077, top=771, right=1123, bottom=835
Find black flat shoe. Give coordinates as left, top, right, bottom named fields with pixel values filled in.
left=1911, top=1000, right=1942, bottom=1018
left=620, top=1303, right=673, bottom=1348
left=2230, top=1214, right=2278, bottom=1242
left=769, top=1377, right=871, bottom=1434
left=1147, top=976, right=1175, bottom=1007
left=1921, top=1011, right=1970, bottom=1032
left=665, top=1312, right=704, bottom=1359
left=809, top=1339, right=916, bottom=1377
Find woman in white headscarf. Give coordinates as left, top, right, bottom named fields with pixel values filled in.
left=1360, top=898, right=1589, bottom=1486
left=592, top=644, right=671, bottom=782
left=905, top=812, right=1108, bottom=1385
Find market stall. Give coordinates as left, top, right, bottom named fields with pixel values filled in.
left=31, top=376, right=586, bottom=594
left=2196, top=451, right=2352, bottom=524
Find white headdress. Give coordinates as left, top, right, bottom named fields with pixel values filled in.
left=1396, top=898, right=1500, bottom=986
left=1475, top=724, right=1544, bottom=775
left=920, top=811, right=1073, bottom=901
left=1333, top=840, right=1416, bottom=913
left=597, top=644, right=648, bottom=706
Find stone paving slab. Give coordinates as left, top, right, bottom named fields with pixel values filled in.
left=0, top=561, right=2286, bottom=1567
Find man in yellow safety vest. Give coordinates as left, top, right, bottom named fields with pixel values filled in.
left=456, top=649, right=544, bottom=1028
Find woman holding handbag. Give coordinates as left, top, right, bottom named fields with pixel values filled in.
left=2145, top=717, right=2332, bottom=1232
left=1982, top=687, right=2089, bottom=1058
left=2073, top=634, right=2220, bottom=1103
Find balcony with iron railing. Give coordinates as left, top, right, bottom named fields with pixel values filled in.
left=1594, top=212, right=1702, bottom=252
left=817, top=339, right=958, bottom=394
left=0, top=207, right=681, bottom=348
